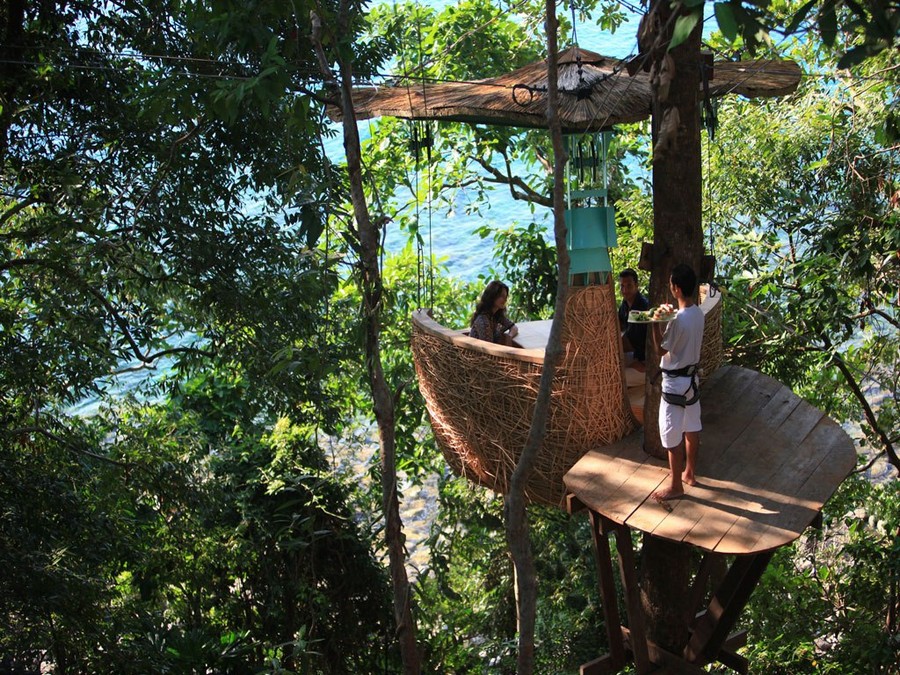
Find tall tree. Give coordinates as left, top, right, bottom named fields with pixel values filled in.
left=1, top=0, right=398, bottom=671
left=311, top=1, right=423, bottom=671
left=503, top=1, right=572, bottom=670
left=634, top=0, right=707, bottom=653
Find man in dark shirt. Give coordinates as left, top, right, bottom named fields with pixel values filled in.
left=617, top=268, right=650, bottom=368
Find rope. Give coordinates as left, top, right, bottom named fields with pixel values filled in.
left=413, top=15, right=436, bottom=310
left=567, top=0, right=589, bottom=98
left=705, top=130, right=715, bottom=256
left=413, top=123, right=424, bottom=308
left=391, top=0, right=430, bottom=309
left=427, top=126, right=435, bottom=310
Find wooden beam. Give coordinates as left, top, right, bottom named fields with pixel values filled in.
left=579, top=654, right=619, bottom=675
left=604, top=517, right=652, bottom=672
left=685, top=552, right=773, bottom=665
left=567, top=492, right=588, bottom=514
left=717, top=645, right=749, bottom=674
left=724, top=629, right=748, bottom=651
left=589, top=511, right=627, bottom=669
left=687, top=552, right=718, bottom=619
left=621, top=627, right=708, bottom=675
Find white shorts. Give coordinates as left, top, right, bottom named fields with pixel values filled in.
left=658, top=375, right=702, bottom=449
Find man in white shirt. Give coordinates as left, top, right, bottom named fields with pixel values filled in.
left=653, top=263, right=704, bottom=502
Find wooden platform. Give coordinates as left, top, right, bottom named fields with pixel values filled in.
left=565, top=365, right=856, bottom=555
left=564, top=365, right=856, bottom=674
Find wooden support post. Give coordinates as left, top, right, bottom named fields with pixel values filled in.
left=577, top=505, right=766, bottom=675
left=687, top=552, right=718, bottom=619
left=587, top=511, right=627, bottom=671
left=603, top=518, right=652, bottom=673
left=685, top=552, right=773, bottom=665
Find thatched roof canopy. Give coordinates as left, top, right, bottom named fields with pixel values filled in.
left=329, top=47, right=802, bottom=132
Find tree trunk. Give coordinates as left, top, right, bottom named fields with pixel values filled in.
left=505, top=3, right=570, bottom=672
left=639, top=0, right=704, bottom=656
left=642, top=0, right=706, bottom=459
left=638, top=533, right=693, bottom=653
left=326, top=20, right=422, bottom=675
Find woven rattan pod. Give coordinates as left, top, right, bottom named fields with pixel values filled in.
left=411, top=282, right=637, bottom=507
left=412, top=283, right=724, bottom=507
left=698, top=284, right=724, bottom=381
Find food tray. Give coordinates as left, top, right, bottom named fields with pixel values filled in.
left=628, top=309, right=677, bottom=324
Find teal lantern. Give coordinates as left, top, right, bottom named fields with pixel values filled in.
left=565, top=131, right=616, bottom=281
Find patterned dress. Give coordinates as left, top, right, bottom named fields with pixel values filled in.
left=470, top=312, right=515, bottom=343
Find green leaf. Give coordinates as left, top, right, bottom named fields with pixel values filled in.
left=819, top=1, right=838, bottom=46
left=301, top=203, right=324, bottom=248
left=785, top=0, right=817, bottom=34
left=837, top=45, right=871, bottom=69
left=714, top=2, right=739, bottom=42
left=669, top=9, right=702, bottom=50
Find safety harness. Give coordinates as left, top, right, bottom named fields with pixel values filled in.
left=660, top=364, right=700, bottom=407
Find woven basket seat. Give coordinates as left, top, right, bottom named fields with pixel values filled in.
left=697, top=284, right=724, bottom=381
left=413, top=283, right=724, bottom=507
left=412, top=283, right=637, bottom=507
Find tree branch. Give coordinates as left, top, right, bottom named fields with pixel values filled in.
left=82, top=285, right=214, bottom=364
left=7, top=426, right=131, bottom=468
left=506, top=3, right=569, bottom=670
left=857, top=307, right=900, bottom=330
left=0, top=195, right=39, bottom=227
left=133, top=123, right=202, bottom=214
left=0, top=256, right=47, bottom=272
left=823, top=335, right=899, bottom=474
left=471, top=155, right=552, bottom=207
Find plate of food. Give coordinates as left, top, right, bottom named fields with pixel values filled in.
left=628, top=304, right=677, bottom=323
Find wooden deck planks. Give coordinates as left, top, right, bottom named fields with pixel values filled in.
left=673, top=389, right=806, bottom=551
left=627, top=371, right=789, bottom=545
left=564, top=365, right=856, bottom=555
left=564, top=433, right=669, bottom=526
left=739, top=416, right=856, bottom=553
left=701, top=392, right=828, bottom=553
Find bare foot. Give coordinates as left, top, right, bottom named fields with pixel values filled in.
left=682, top=473, right=697, bottom=487
left=652, top=488, right=684, bottom=502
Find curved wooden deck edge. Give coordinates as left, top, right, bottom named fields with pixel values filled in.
left=411, top=309, right=545, bottom=365
left=564, top=365, right=857, bottom=555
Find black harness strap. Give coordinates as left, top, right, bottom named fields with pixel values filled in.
left=661, top=363, right=700, bottom=407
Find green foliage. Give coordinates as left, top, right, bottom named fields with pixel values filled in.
left=0, top=0, right=400, bottom=671
left=1, top=373, right=395, bottom=673
left=742, top=476, right=900, bottom=672
left=706, top=44, right=898, bottom=451
left=416, top=478, right=611, bottom=672
left=707, top=0, right=899, bottom=68
left=415, top=480, right=517, bottom=671
left=328, top=243, right=476, bottom=490
left=670, top=7, right=704, bottom=49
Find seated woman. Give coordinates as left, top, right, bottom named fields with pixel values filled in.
left=469, top=280, right=519, bottom=345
